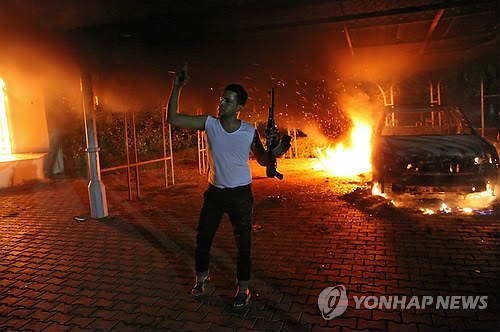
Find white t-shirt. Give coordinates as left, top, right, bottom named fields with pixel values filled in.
left=205, top=116, right=255, bottom=188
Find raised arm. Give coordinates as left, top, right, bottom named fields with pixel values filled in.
left=167, top=70, right=207, bottom=130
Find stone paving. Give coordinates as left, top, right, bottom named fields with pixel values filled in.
left=0, top=159, right=498, bottom=331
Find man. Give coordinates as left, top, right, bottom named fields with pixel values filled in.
left=167, top=69, right=290, bottom=309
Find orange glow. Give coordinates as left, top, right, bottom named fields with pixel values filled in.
left=416, top=185, right=495, bottom=215
left=461, top=183, right=496, bottom=210
left=422, top=208, right=435, bottom=215
left=0, top=78, right=12, bottom=155
left=313, top=120, right=372, bottom=176
left=371, top=182, right=386, bottom=198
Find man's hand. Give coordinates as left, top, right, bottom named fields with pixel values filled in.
left=173, top=62, right=189, bottom=88
left=174, top=70, right=189, bottom=88
left=265, top=126, right=280, bottom=148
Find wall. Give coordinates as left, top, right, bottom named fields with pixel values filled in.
left=5, top=77, right=49, bottom=154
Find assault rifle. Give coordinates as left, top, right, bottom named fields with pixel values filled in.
left=266, top=87, right=284, bottom=180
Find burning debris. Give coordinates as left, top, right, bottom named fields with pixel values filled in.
left=342, top=187, right=406, bottom=219
left=344, top=186, right=500, bottom=219
left=370, top=182, right=499, bottom=217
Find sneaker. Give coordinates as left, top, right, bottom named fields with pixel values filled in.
left=233, top=289, right=251, bottom=309
left=191, top=282, right=204, bottom=298
left=190, top=277, right=209, bottom=298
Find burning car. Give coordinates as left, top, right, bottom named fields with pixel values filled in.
left=372, top=105, right=499, bottom=195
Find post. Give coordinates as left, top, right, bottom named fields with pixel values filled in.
left=124, top=113, right=132, bottom=201
left=161, top=104, right=175, bottom=186
left=168, top=123, right=175, bottom=185
left=162, top=106, right=169, bottom=187
left=430, top=80, right=441, bottom=105
left=293, top=128, right=298, bottom=157
left=481, top=79, right=485, bottom=137
left=197, top=108, right=207, bottom=175
left=375, top=83, right=394, bottom=107
left=132, top=111, right=141, bottom=199
left=80, top=67, right=108, bottom=219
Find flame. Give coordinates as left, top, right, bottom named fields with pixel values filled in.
left=372, top=182, right=386, bottom=198
left=463, top=183, right=496, bottom=209
left=313, top=121, right=372, bottom=176
left=440, top=203, right=452, bottom=213
left=460, top=207, right=473, bottom=214
left=0, top=78, right=12, bottom=155
left=417, top=184, right=495, bottom=215
left=422, top=208, right=435, bottom=215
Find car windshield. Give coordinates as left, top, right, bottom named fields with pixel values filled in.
left=379, top=108, right=474, bottom=136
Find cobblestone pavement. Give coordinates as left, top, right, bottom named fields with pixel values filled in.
left=0, top=159, right=498, bottom=331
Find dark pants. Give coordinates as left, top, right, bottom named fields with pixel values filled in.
left=195, top=184, right=253, bottom=281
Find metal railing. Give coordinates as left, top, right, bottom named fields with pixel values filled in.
left=100, top=106, right=175, bottom=200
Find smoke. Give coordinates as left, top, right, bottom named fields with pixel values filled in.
left=338, top=88, right=380, bottom=125
left=299, top=123, right=331, bottom=147
left=0, top=3, right=492, bottom=124
left=0, top=3, right=180, bottom=115
left=0, top=25, right=173, bottom=116
left=0, top=22, right=82, bottom=109
left=331, top=44, right=421, bottom=82
left=91, top=69, right=168, bottom=113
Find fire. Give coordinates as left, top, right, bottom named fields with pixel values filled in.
left=313, top=121, right=372, bottom=176
left=417, top=185, right=496, bottom=215
left=371, top=182, right=386, bottom=198
left=0, top=78, right=12, bottom=155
